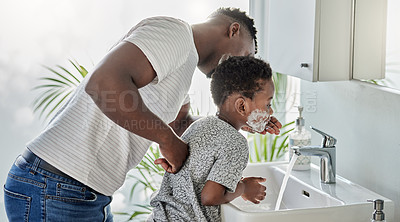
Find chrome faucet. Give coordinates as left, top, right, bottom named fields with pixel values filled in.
left=293, top=127, right=337, bottom=184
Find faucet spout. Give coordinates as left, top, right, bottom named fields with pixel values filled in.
left=293, top=146, right=336, bottom=184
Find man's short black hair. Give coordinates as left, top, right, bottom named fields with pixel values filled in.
left=210, top=56, right=272, bottom=106
left=211, top=7, right=258, bottom=54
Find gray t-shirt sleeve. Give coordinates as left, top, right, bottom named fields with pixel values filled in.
left=206, top=138, right=249, bottom=192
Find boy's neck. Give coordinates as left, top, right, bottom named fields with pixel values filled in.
left=216, top=109, right=242, bottom=131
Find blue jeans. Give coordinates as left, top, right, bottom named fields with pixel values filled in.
left=4, top=155, right=114, bottom=222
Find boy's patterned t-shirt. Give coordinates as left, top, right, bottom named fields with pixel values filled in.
left=150, top=116, right=249, bottom=221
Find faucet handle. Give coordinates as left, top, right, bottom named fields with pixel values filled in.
left=310, top=126, right=337, bottom=147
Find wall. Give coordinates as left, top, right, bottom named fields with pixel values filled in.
left=300, top=79, right=400, bottom=221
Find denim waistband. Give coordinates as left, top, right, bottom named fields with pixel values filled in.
left=22, top=148, right=73, bottom=180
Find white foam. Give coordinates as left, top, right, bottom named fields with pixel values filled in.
left=246, top=109, right=270, bottom=133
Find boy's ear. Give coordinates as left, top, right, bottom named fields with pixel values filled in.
left=228, top=22, right=240, bottom=38
left=234, top=97, right=247, bottom=116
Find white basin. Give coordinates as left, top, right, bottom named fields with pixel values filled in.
left=221, top=162, right=394, bottom=222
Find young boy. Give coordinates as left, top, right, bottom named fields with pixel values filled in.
left=149, top=56, right=276, bottom=221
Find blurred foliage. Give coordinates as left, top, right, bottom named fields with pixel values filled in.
left=115, top=145, right=164, bottom=221
left=32, top=60, right=88, bottom=121
left=248, top=121, right=294, bottom=162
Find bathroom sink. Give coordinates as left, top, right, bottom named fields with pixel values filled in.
left=221, top=162, right=394, bottom=222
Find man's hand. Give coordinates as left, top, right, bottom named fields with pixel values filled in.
left=154, top=135, right=189, bottom=174
left=241, top=116, right=282, bottom=135
left=241, top=177, right=267, bottom=204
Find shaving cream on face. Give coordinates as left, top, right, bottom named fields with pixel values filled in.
left=246, top=109, right=271, bottom=133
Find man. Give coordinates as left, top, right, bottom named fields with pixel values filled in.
left=4, top=8, right=281, bottom=221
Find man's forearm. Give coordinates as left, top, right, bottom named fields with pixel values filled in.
left=168, top=102, right=202, bottom=136
left=169, top=114, right=201, bottom=136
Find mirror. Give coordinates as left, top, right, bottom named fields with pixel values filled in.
left=250, top=0, right=399, bottom=90
left=377, top=0, right=400, bottom=90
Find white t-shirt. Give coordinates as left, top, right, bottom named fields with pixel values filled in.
left=27, top=16, right=199, bottom=196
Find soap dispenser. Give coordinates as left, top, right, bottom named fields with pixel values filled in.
left=289, top=106, right=311, bottom=170
left=368, top=199, right=385, bottom=222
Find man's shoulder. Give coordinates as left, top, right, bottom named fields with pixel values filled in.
left=138, top=16, right=190, bottom=30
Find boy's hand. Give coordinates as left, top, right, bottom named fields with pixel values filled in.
left=241, top=177, right=267, bottom=204
left=263, top=116, right=282, bottom=135
left=241, top=116, right=282, bottom=135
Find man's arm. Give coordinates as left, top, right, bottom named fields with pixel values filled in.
left=169, top=103, right=202, bottom=136
left=85, top=42, right=187, bottom=173
left=201, top=177, right=266, bottom=206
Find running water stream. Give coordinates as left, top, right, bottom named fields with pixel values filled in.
left=274, top=153, right=300, bottom=210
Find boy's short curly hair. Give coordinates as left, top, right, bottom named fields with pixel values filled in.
left=210, top=7, right=258, bottom=54
left=210, top=56, right=272, bottom=106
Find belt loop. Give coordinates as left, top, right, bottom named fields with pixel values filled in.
left=29, top=157, right=41, bottom=175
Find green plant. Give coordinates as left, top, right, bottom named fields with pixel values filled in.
left=114, top=145, right=164, bottom=221
left=113, top=204, right=153, bottom=221
left=271, top=72, right=288, bottom=114
left=247, top=121, right=294, bottom=163
left=361, top=79, right=388, bottom=86
left=32, top=60, right=88, bottom=121
left=128, top=145, right=164, bottom=197
left=361, top=52, right=400, bottom=88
